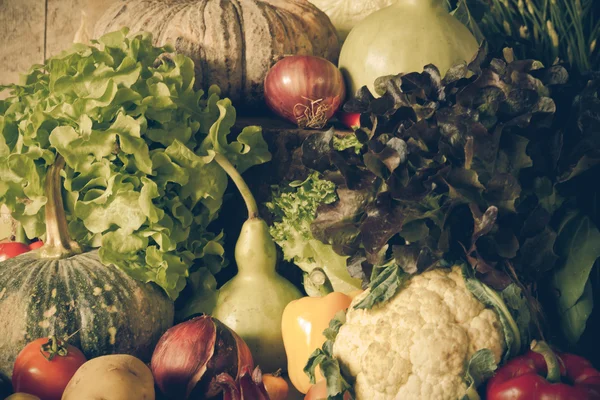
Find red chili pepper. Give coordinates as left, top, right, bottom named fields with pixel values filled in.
left=487, top=340, right=600, bottom=400
left=0, top=242, right=32, bottom=261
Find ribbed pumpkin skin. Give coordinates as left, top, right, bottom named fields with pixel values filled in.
left=0, top=250, right=174, bottom=380
left=93, top=0, right=340, bottom=107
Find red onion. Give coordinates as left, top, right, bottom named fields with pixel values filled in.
left=264, top=55, right=346, bottom=129
left=216, top=366, right=270, bottom=400
left=150, top=315, right=254, bottom=399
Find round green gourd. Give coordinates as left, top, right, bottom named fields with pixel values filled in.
left=0, top=156, right=174, bottom=380
left=309, top=0, right=397, bottom=43
left=339, top=0, right=479, bottom=97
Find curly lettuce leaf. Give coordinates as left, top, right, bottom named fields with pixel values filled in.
left=0, top=28, right=270, bottom=300
left=267, top=173, right=362, bottom=295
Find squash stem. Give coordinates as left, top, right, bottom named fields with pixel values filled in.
left=41, top=155, right=82, bottom=259
left=213, top=153, right=259, bottom=219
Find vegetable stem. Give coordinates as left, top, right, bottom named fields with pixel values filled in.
left=41, top=154, right=82, bottom=259
left=213, top=153, right=259, bottom=219
left=305, top=268, right=334, bottom=297
left=40, top=335, right=69, bottom=361
left=531, top=340, right=561, bottom=383
left=13, top=223, right=26, bottom=244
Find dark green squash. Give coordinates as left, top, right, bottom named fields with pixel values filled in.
left=0, top=156, right=174, bottom=380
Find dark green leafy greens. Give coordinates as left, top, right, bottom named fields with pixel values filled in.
left=282, top=45, right=600, bottom=351
left=302, top=46, right=569, bottom=290
left=0, top=28, right=271, bottom=299
left=551, top=210, right=600, bottom=344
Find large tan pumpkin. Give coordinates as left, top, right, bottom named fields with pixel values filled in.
left=94, top=0, right=340, bottom=107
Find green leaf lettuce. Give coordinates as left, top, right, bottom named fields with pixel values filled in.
left=0, top=28, right=270, bottom=300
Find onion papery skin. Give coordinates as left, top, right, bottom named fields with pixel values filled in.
left=150, top=315, right=254, bottom=400
left=264, top=55, right=346, bottom=129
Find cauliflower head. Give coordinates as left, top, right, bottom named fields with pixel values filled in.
left=332, top=266, right=506, bottom=400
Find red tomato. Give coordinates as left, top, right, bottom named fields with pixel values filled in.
left=0, top=242, right=31, bottom=261
left=305, top=379, right=352, bottom=400
left=28, top=240, right=44, bottom=250
left=12, top=337, right=87, bottom=400
left=337, top=111, right=361, bottom=130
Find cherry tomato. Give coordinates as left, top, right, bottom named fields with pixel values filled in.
left=12, top=337, right=87, bottom=400
left=0, top=242, right=31, bottom=261
left=305, top=379, right=351, bottom=400
left=337, top=111, right=361, bottom=130
left=262, top=372, right=289, bottom=400
left=28, top=240, right=44, bottom=250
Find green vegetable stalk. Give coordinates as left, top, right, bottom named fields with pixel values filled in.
left=211, top=153, right=302, bottom=373
left=474, top=0, right=600, bottom=72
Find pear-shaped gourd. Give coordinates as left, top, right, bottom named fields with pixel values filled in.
left=339, top=0, right=479, bottom=97
left=211, top=154, right=302, bottom=372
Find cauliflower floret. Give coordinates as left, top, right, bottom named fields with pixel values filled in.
left=332, top=266, right=506, bottom=400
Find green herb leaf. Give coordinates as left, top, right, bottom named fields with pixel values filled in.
left=551, top=211, right=600, bottom=344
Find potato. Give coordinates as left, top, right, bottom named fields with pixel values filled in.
left=61, top=354, right=154, bottom=400
left=5, top=394, right=41, bottom=400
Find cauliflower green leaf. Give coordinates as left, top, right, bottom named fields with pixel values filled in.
left=463, top=266, right=530, bottom=360
left=462, top=349, right=498, bottom=400
left=305, top=311, right=354, bottom=400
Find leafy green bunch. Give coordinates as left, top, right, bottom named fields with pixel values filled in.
left=0, top=28, right=271, bottom=299
left=289, top=45, right=599, bottom=345
left=470, top=0, right=600, bottom=72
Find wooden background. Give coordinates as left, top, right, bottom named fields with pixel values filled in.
left=0, top=0, right=93, bottom=238
left=0, top=0, right=120, bottom=238
left=0, top=0, right=120, bottom=97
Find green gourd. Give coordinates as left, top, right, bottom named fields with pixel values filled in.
left=339, top=0, right=479, bottom=97
left=0, top=156, right=174, bottom=379
left=211, top=154, right=302, bottom=372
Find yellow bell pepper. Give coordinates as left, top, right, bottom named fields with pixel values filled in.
left=281, top=268, right=358, bottom=394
